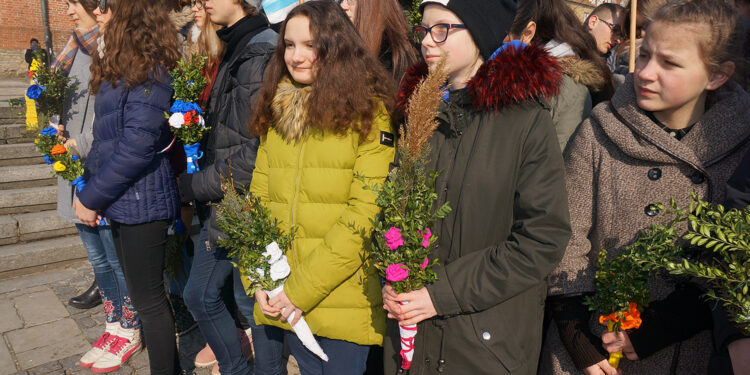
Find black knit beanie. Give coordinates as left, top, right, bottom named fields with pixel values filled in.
left=420, top=0, right=518, bottom=61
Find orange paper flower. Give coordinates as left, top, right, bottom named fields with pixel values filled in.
left=599, top=302, right=643, bottom=330
left=50, top=144, right=67, bottom=156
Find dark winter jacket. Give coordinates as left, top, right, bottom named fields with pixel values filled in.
left=726, top=147, right=750, bottom=210
left=384, top=44, right=571, bottom=375
left=178, top=14, right=276, bottom=246
left=78, top=73, right=179, bottom=224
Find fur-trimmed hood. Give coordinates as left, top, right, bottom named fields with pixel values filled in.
left=396, top=43, right=562, bottom=113
left=558, top=56, right=607, bottom=92
left=169, top=6, right=194, bottom=31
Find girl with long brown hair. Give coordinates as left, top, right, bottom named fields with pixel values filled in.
left=245, top=2, right=395, bottom=373
left=339, top=0, right=419, bottom=82
left=74, top=0, right=182, bottom=373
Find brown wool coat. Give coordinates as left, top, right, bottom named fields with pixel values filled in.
left=540, top=76, right=750, bottom=374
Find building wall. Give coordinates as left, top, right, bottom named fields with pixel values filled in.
left=0, top=0, right=74, bottom=78
left=567, top=0, right=627, bottom=21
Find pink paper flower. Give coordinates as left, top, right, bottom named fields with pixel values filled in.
left=420, top=257, right=429, bottom=269
left=385, top=227, right=405, bottom=250
left=418, top=228, right=432, bottom=248
left=385, top=264, right=409, bottom=282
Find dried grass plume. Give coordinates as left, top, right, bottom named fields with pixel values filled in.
left=401, top=58, right=448, bottom=159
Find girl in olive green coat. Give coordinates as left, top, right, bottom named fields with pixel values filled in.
left=243, top=2, right=396, bottom=373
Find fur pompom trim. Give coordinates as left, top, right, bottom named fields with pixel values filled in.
left=396, top=61, right=429, bottom=115
left=271, top=77, right=312, bottom=143
left=466, top=43, right=561, bottom=111
left=396, top=44, right=562, bottom=113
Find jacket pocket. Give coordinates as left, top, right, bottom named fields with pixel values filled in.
left=469, top=282, right=546, bottom=373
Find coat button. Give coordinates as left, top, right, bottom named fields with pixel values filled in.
left=425, top=358, right=430, bottom=364
left=648, top=168, right=662, bottom=181
left=690, top=173, right=705, bottom=184
left=482, top=332, right=491, bottom=340
left=645, top=204, right=660, bottom=217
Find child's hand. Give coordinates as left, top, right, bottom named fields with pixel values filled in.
left=602, top=330, right=638, bottom=360
left=391, top=287, right=437, bottom=326
left=583, top=359, right=620, bottom=375
left=382, top=284, right=402, bottom=319
left=255, top=290, right=281, bottom=317
left=268, top=289, right=303, bottom=326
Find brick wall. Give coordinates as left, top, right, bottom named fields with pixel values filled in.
left=0, top=0, right=74, bottom=78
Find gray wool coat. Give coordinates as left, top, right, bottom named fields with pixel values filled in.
left=540, top=76, right=750, bottom=374
left=57, top=45, right=96, bottom=223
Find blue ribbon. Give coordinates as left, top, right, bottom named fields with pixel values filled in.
left=72, top=177, right=106, bottom=227
left=26, top=84, right=45, bottom=100
left=170, top=100, right=202, bottom=115
left=175, top=218, right=187, bottom=235
left=184, top=142, right=203, bottom=174
left=43, top=155, right=53, bottom=164
left=39, top=126, right=58, bottom=137
left=72, top=155, right=79, bottom=162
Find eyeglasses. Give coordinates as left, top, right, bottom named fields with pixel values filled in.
left=191, top=0, right=204, bottom=10
left=412, top=23, right=467, bottom=44
left=599, top=18, right=622, bottom=38
left=97, top=0, right=107, bottom=13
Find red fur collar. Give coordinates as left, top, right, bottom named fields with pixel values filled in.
left=396, top=43, right=562, bottom=113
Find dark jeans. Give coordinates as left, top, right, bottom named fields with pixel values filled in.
left=76, top=223, right=139, bottom=328
left=111, top=220, right=180, bottom=375
left=183, top=223, right=253, bottom=375
left=286, top=331, right=370, bottom=375
left=232, top=270, right=286, bottom=375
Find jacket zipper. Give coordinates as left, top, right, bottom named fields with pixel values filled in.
left=288, top=142, right=305, bottom=266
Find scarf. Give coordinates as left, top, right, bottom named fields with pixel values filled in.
left=271, top=76, right=312, bottom=143
left=51, top=26, right=99, bottom=74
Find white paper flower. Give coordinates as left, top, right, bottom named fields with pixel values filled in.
left=169, top=112, right=184, bottom=128
left=198, top=114, right=206, bottom=128
left=253, top=267, right=265, bottom=281
left=270, top=255, right=291, bottom=281
left=263, top=242, right=283, bottom=264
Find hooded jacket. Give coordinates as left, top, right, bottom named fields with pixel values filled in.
left=384, top=43, right=571, bottom=375
left=178, top=14, right=276, bottom=246
left=244, top=79, right=394, bottom=346
left=541, top=76, right=750, bottom=374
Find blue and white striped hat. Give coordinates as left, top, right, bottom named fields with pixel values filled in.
left=262, top=0, right=301, bottom=24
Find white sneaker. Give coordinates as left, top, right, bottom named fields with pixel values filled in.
left=91, top=326, right=141, bottom=373
left=78, top=322, right=119, bottom=368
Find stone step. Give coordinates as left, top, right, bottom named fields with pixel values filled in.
left=16, top=210, right=76, bottom=242
left=0, top=164, right=56, bottom=190
left=0, top=235, right=85, bottom=274
left=0, top=186, right=56, bottom=215
left=0, top=210, right=76, bottom=245
left=0, top=143, right=43, bottom=167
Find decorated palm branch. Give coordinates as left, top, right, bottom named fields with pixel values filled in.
left=26, top=49, right=77, bottom=130
left=362, top=58, right=450, bottom=372
left=167, top=54, right=210, bottom=173
left=215, top=170, right=327, bottom=361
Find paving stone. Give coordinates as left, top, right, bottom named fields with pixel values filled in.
left=13, top=288, right=69, bottom=327
left=81, top=326, right=102, bottom=343
left=27, top=361, right=61, bottom=375
left=134, top=367, right=150, bottom=375
left=6, top=319, right=89, bottom=370
left=128, top=351, right=149, bottom=370
left=0, top=342, right=17, bottom=375
left=51, top=286, right=76, bottom=299
left=0, top=298, right=23, bottom=333
left=15, top=211, right=76, bottom=241
left=42, top=370, right=64, bottom=375
left=57, top=356, right=79, bottom=372
left=109, top=365, right=132, bottom=375
left=0, top=236, right=86, bottom=274
left=0, top=144, right=37, bottom=161
left=72, top=316, right=96, bottom=330
left=0, top=165, right=53, bottom=185
left=0, top=264, right=82, bottom=296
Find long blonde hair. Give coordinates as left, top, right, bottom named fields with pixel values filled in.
left=187, top=16, right=225, bottom=73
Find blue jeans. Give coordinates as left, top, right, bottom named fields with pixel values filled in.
left=77, top=223, right=139, bottom=329
left=232, top=270, right=286, bottom=375
left=183, top=223, right=253, bottom=375
left=287, top=331, right=369, bottom=375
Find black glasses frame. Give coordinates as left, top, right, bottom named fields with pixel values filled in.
left=412, top=23, right=467, bottom=44
left=97, top=0, right=107, bottom=13
left=191, top=0, right=205, bottom=10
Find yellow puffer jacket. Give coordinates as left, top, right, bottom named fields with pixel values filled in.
left=244, top=101, right=394, bottom=346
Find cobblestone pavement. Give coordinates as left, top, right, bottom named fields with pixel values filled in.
left=0, top=261, right=300, bottom=375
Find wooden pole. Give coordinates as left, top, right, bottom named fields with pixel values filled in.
left=628, top=0, right=638, bottom=73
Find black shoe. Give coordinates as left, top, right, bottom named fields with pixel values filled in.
left=68, top=281, right=102, bottom=309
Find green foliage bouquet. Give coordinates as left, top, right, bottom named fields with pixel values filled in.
left=215, top=176, right=328, bottom=361
left=630, top=193, right=750, bottom=335
left=27, top=50, right=77, bottom=125
left=363, top=59, right=450, bottom=371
